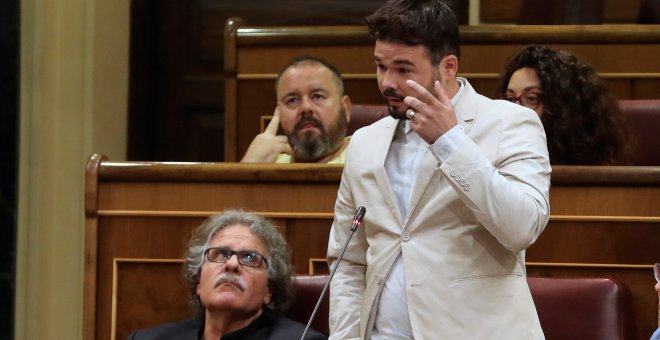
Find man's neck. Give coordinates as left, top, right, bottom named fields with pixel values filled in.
left=202, top=309, right=262, bottom=340
left=445, top=77, right=461, bottom=99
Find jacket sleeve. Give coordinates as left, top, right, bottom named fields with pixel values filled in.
left=436, top=107, right=551, bottom=252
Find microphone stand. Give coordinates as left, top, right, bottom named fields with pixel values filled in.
left=300, top=207, right=365, bottom=340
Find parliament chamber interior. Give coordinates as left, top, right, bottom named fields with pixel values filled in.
left=6, top=0, right=660, bottom=340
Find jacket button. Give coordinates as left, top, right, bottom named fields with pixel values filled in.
left=459, top=179, right=467, bottom=186
left=401, top=232, right=411, bottom=242
left=375, top=275, right=382, bottom=284
left=464, top=184, right=471, bottom=191
left=450, top=170, right=457, bottom=177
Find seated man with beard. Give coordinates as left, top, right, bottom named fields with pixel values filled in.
left=241, top=56, right=352, bottom=164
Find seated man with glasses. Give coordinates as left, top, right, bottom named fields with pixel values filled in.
left=496, top=45, right=632, bottom=165
left=128, top=210, right=326, bottom=340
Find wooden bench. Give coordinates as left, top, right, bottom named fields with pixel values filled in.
left=288, top=275, right=633, bottom=340
left=619, top=99, right=660, bottom=165
left=343, top=100, right=660, bottom=166
left=224, top=19, right=660, bottom=161
left=83, top=155, right=660, bottom=339
left=259, top=99, right=660, bottom=165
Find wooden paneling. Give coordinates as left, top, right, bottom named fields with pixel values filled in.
left=112, top=260, right=189, bottom=340
left=128, top=0, right=397, bottom=162
left=95, top=216, right=201, bottom=340
left=127, top=1, right=656, bottom=162
left=84, top=156, right=342, bottom=340
left=128, top=1, right=658, bottom=162
left=480, top=0, right=643, bottom=24
left=225, top=23, right=660, bottom=161
left=83, top=155, right=660, bottom=339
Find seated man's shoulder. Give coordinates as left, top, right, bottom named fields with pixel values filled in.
left=267, top=316, right=327, bottom=340
left=127, top=318, right=200, bottom=340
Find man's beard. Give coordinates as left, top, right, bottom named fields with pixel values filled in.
left=382, top=88, right=408, bottom=120
left=287, top=108, right=347, bottom=162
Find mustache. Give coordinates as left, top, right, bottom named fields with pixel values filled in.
left=293, top=115, right=324, bottom=133
left=212, top=272, right=246, bottom=290
left=382, top=88, right=405, bottom=100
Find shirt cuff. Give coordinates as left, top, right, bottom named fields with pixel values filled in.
left=430, top=125, right=466, bottom=163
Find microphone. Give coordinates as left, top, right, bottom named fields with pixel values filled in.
left=300, top=206, right=366, bottom=340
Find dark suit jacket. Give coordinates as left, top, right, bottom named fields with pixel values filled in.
left=127, top=312, right=327, bottom=340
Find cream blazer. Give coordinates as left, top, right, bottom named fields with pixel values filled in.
left=327, top=79, right=551, bottom=340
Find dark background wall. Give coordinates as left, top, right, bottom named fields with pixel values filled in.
left=0, top=0, right=19, bottom=339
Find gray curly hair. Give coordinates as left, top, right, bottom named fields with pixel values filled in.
left=183, top=210, right=293, bottom=319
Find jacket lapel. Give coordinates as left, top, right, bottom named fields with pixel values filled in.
left=404, top=79, right=478, bottom=226
left=371, top=119, right=402, bottom=224
left=454, top=80, right=477, bottom=134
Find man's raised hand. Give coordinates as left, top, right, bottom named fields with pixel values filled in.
left=403, top=79, right=458, bottom=144
left=240, top=107, right=294, bottom=162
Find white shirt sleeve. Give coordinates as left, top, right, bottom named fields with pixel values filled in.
left=429, top=124, right=466, bottom=163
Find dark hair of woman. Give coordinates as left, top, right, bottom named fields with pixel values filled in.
left=496, top=45, right=633, bottom=165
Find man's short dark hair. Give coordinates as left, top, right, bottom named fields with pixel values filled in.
left=275, top=55, right=344, bottom=96
left=366, top=0, right=460, bottom=65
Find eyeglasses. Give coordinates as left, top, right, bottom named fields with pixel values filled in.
left=501, top=91, right=542, bottom=110
left=204, top=247, right=268, bottom=268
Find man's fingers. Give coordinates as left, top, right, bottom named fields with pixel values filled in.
left=273, top=135, right=292, bottom=154
left=265, top=106, right=281, bottom=135
left=405, top=79, right=437, bottom=104
left=280, top=142, right=293, bottom=155
left=403, top=95, right=424, bottom=111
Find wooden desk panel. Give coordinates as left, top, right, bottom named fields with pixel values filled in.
left=112, top=259, right=189, bottom=340
left=84, top=154, right=660, bottom=339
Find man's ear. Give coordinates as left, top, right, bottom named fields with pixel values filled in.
left=341, top=95, right=352, bottom=123
left=439, top=55, right=459, bottom=79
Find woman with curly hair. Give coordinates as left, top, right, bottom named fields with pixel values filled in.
left=496, top=45, right=633, bottom=165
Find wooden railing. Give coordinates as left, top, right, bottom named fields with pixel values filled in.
left=83, top=154, right=660, bottom=339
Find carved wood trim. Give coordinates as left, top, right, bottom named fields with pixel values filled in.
left=309, top=258, right=327, bottom=275
left=236, top=72, right=660, bottom=80
left=234, top=24, right=660, bottom=46
left=92, top=158, right=660, bottom=186
left=93, top=209, right=660, bottom=222
left=96, top=161, right=345, bottom=182
left=111, top=258, right=184, bottom=340
left=527, top=262, right=655, bottom=268
left=83, top=153, right=108, bottom=340
left=224, top=17, right=243, bottom=161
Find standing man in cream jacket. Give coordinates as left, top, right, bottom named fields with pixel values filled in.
left=326, top=0, right=551, bottom=339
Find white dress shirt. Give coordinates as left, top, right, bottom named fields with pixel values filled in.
left=371, top=79, right=466, bottom=339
